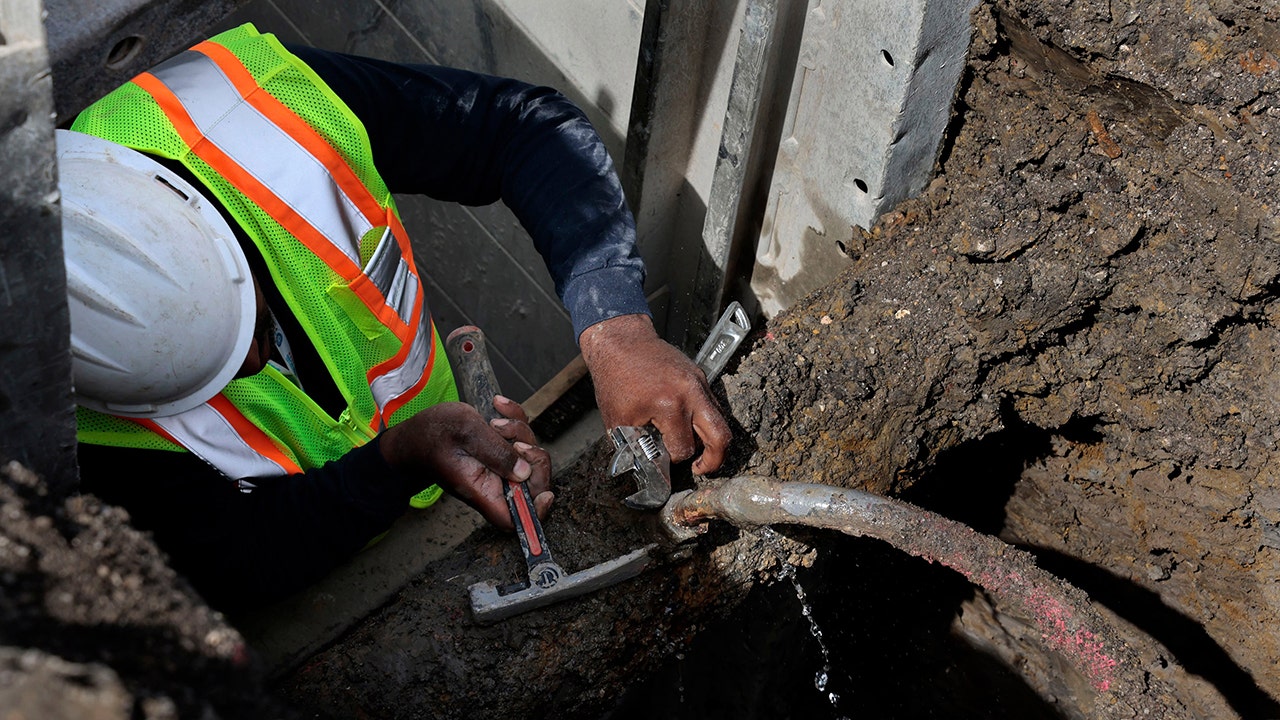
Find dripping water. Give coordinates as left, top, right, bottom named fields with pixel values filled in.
left=756, top=526, right=851, bottom=720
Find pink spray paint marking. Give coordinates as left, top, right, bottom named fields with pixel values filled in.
left=932, top=544, right=1119, bottom=693
left=1024, top=587, right=1118, bottom=692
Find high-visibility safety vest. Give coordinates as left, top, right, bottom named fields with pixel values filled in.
left=73, top=24, right=458, bottom=484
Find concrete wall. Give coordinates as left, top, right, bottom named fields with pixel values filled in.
left=218, top=0, right=650, bottom=400
left=0, top=0, right=78, bottom=499
left=749, top=0, right=980, bottom=317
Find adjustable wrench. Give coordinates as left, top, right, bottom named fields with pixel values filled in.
left=609, top=302, right=752, bottom=509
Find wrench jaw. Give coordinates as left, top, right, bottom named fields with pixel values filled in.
left=609, top=426, right=672, bottom=510
left=604, top=304, right=751, bottom=511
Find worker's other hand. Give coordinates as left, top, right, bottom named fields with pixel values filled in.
left=580, top=314, right=731, bottom=474
left=379, top=399, right=552, bottom=530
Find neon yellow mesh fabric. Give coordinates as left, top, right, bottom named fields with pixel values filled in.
left=76, top=408, right=184, bottom=452
left=71, top=24, right=457, bottom=468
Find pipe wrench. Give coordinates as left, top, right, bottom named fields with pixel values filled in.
left=609, top=301, right=752, bottom=509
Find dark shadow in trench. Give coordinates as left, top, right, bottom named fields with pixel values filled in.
left=901, top=413, right=1056, bottom=536
left=605, top=530, right=1065, bottom=720
left=1026, top=545, right=1280, bottom=720
left=607, top=413, right=1280, bottom=719
left=606, top=416, right=1067, bottom=720
left=905, top=417, right=1280, bottom=720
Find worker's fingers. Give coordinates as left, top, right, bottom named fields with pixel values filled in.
left=490, top=417, right=538, bottom=447
left=458, top=428, right=531, bottom=485
left=380, top=402, right=542, bottom=531
left=513, top=441, right=552, bottom=495
left=493, top=395, right=530, bottom=424
left=453, top=440, right=550, bottom=532
left=652, top=403, right=698, bottom=464
left=690, top=399, right=732, bottom=475
left=436, top=453, right=515, bottom=530
left=534, top=490, right=555, bottom=520
left=580, top=313, right=734, bottom=474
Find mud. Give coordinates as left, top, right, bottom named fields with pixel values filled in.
left=3, top=0, right=1278, bottom=717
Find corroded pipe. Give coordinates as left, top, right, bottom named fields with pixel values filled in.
left=663, top=476, right=1187, bottom=719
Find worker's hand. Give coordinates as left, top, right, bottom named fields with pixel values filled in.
left=580, top=314, right=731, bottom=474
left=379, top=399, right=552, bottom=530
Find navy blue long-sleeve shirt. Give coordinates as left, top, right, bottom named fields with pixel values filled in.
left=78, top=44, right=648, bottom=612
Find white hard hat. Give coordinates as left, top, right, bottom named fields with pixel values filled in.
left=57, top=130, right=257, bottom=418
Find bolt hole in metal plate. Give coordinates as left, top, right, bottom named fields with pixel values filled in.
left=106, top=36, right=144, bottom=70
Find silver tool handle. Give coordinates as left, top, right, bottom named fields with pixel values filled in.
left=693, top=301, right=751, bottom=383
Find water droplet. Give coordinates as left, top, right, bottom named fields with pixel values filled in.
left=752, top=526, right=849, bottom=712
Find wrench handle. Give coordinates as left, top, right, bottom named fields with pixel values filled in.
left=445, top=326, right=558, bottom=579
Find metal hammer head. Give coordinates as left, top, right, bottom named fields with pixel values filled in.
left=468, top=545, right=655, bottom=624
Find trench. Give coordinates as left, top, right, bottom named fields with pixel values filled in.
left=607, top=533, right=1063, bottom=720
left=601, top=421, right=1267, bottom=719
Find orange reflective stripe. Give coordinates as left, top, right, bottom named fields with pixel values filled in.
left=208, top=395, right=303, bottom=474
left=135, top=418, right=182, bottom=447
left=193, top=41, right=387, bottom=227
left=349, top=272, right=407, bottom=332
left=367, top=287, right=433, bottom=429
left=132, top=71, right=410, bottom=339
left=388, top=211, right=419, bottom=277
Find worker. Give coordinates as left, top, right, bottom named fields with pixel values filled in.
left=64, top=24, right=731, bottom=611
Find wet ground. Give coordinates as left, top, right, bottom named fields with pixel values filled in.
left=2, top=0, right=1278, bottom=717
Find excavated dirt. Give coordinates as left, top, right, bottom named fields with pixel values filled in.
left=3, top=0, right=1278, bottom=717
left=700, top=1, right=1280, bottom=716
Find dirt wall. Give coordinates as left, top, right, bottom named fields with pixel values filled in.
left=715, top=0, right=1280, bottom=714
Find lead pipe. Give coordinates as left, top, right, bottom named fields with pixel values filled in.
left=663, top=476, right=1186, bottom=718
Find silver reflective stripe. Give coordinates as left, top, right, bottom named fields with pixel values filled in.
left=363, top=227, right=417, bottom=323
left=150, top=51, right=370, bottom=266
left=152, top=404, right=290, bottom=480
left=399, top=265, right=419, bottom=325
left=370, top=311, right=433, bottom=417
left=364, top=227, right=401, bottom=297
